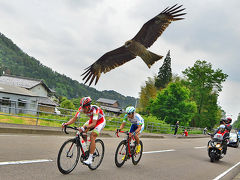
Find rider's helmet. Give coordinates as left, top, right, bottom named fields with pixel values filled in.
left=226, top=117, right=232, bottom=124
left=80, top=97, right=92, bottom=107
left=126, top=106, right=135, bottom=114
left=219, top=124, right=226, bottom=133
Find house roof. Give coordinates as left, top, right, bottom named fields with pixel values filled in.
left=0, top=83, right=37, bottom=97
left=37, top=96, right=58, bottom=106
left=0, top=83, right=58, bottom=106
left=100, top=105, right=122, bottom=113
left=97, top=98, right=118, bottom=105
left=0, top=75, right=53, bottom=93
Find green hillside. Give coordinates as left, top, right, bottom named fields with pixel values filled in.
left=0, top=32, right=136, bottom=107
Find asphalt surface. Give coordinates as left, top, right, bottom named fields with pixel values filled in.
left=0, top=133, right=240, bottom=180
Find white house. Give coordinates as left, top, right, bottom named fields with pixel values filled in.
left=0, top=75, right=58, bottom=114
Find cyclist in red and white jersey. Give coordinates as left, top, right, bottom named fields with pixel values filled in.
left=62, top=97, right=106, bottom=165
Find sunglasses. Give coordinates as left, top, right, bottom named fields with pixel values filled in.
left=127, top=112, right=133, bottom=115
left=82, top=106, right=90, bottom=109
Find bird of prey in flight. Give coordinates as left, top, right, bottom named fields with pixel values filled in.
left=82, top=4, right=186, bottom=86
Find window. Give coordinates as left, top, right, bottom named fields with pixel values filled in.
left=18, top=99, right=27, bottom=107
left=0, top=97, right=10, bottom=106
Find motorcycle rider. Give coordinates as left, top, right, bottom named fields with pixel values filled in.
left=213, top=122, right=229, bottom=154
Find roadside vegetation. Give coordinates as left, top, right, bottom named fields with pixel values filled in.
left=0, top=113, right=202, bottom=134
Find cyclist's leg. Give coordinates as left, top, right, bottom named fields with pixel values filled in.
left=84, top=118, right=106, bottom=164
left=83, top=131, right=97, bottom=165
left=82, top=120, right=90, bottom=142
left=89, top=132, right=98, bottom=152
left=135, top=124, right=144, bottom=154
left=134, top=124, right=144, bottom=145
left=90, top=118, right=106, bottom=153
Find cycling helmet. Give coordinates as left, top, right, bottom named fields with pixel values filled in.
left=126, top=106, right=135, bottom=114
left=80, top=97, right=92, bottom=107
left=226, top=117, right=232, bottom=124
left=219, top=124, right=225, bottom=133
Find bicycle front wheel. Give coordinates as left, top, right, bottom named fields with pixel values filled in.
left=115, top=140, right=127, bottom=168
left=88, top=139, right=105, bottom=170
left=132, top=140, right=143, bottom=165
left=57, top=138, right=80, bottom=174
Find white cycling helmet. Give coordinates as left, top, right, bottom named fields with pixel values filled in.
left=126, top=106, right=135, bottom=114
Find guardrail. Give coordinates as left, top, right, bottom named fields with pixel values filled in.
left=0, top=103, right=204, bottom=134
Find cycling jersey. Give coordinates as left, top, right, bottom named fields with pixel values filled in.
left=75, top=105, right=105, bottom=127
left=123, top=113, right=144, bottom=125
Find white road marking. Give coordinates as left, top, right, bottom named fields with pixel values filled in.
left=194, top=146, right=206, bottom=149
left=0, top=159, right=53, bottom=166
left=213, top=161, right=240, bottom=180
left=143, top=149, right=176, bottom=154
left=0, top=134, right=20, bottom=137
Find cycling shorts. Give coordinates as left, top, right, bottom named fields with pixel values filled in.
left=83, top=117, right=106, bottom=135
left=129, top=123, right=144, bottom=134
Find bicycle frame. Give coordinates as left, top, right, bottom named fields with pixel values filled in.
left=63, top=125, right=88, bottom=157
left=116, top=131, right=135, bottom=158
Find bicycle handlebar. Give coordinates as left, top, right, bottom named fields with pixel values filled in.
left=63, top=125, right=79, bottom=134
left=115, top=130, right=130, bottom=137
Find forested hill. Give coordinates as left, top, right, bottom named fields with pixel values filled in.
left=0, top=32, right=136, bottom=107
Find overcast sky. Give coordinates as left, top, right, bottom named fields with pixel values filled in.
left=0, top=0, right=239, bottom=121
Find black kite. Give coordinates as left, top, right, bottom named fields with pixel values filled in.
left=82, top=4, right=186, bottom=86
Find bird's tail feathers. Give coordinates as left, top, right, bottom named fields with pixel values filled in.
left=140, top=50, right=163, bottom=68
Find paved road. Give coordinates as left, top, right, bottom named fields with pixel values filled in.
left=0, top=134, right=240, bottom=180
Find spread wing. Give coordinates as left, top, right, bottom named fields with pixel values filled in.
left=81, top=46, right=136, bottom=86
left=132, top=4, right=186, bottom=48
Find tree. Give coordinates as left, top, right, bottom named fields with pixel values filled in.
left=182, top=60, right=228, bottom=128
left=194, top=93, right=222, bottom=129
left=149, top=82, right=197, bottom=126
left=138, top=77, right=157, bottom=113
left=60, top=97, right=76, bottom=114
left=233, top=113, right=240, bottom=130
left=155, top=50, right=172, bottom=89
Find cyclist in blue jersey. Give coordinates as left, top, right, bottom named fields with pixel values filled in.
left=116, top=106, right=144, bottom=154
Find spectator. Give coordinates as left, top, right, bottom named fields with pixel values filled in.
left=184, top=129, right=188, bottom=137
left=174, top=121, right=179, bottom=136
left=203, top=127, right=207, bottom=135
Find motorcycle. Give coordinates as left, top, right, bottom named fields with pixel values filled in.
left=207, top=132, right=229, bottom=162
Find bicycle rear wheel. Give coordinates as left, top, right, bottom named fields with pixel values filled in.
left=115, top=140, right=127, bottom=167
left=132, top=140, right=143, bottom=165
left=57, top=138, right=80, bottom=174
left=88, top=139, right=105, bottom=170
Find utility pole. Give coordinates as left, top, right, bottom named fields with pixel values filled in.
left=135, top=99, right=138, bottom=108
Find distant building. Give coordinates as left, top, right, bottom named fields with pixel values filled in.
left=0, top=74, right=54, bottom=97
left=0, top=75, right=58, bottom=114
left=0, top=83, right=38, bottom=114
left=96, top=98, right=122, bottom=116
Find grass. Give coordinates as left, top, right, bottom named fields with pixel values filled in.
left=0, top=113, right=203, bottom=134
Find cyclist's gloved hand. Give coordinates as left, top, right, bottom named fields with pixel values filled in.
left=116, top=129, right=120, bottom=133
left=62, top=123, right=67, bottom=129
left=79, top=126, right=85, bottom=132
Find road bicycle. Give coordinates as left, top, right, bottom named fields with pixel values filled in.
left=115, top=130, right=143, bottom=167
left=57, top=125, right=104, bottom=174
